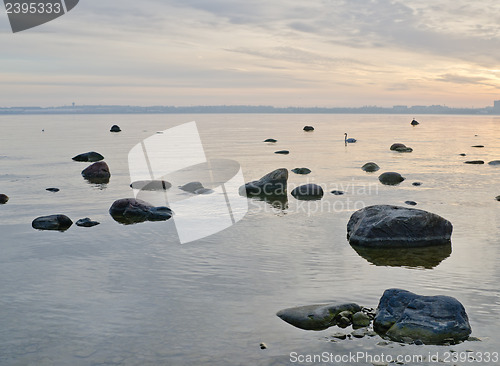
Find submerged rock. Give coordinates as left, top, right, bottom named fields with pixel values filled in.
left=361, top=162, right=380, bottom=172
left=72, top=151, right=104, bottom=162
left=179, top=181, right=204, bottom=193
left=303, top=126, right=314, bottom=131
left=276, top=303, right=361, bottom=330
left=291, top=184, right=324, bottom=200
left=488, top=160, right=500, bottom=166
left=32, top=214, right=73, bottom=231
left=0, top=194, right=9, bottom=204
left=374, top=289, right=471, bottom=345
left=291, top=167, right=311, bottom=175
left=82, top=162, right=111, bottom=183
left=395, top=146, right=413, bottom=152
left=464, top=160, right=484, bottom=164
left=130, top=180, right=171, bottom=191
left=331, top=190, right=344, bottom=195
left=239, top=168, right=288, bottom=196
left=264, top=138, right=277, bottom=143
left=110, top=125, right=121, bottom=132
left=347, top=205, right=452, bottom=248
left=378, top=172, right=405, bottom=185
left=76, top=218, right=100, bottom=227
left=109, top=198, right=173, bottom=224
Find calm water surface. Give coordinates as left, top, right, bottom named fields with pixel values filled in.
left=0, top=114, right=499, bottom=365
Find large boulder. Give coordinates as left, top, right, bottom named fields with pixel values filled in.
left=82, top=161, right=111, bottom=183
left=347, top=205, right=452, bottom=248
left=239, top=168, right=288, bottom=196
left=374, top=289, right=471, bottom=344
left=72, top=151, right=104, bottom=162
left=109, top=198, right=173, bottom=224
left=277, top=303, right=362, bottom=330
left=378, top=172, right=405, bottom=185
left=291, top=183, right=324, bottom=200
left=32, top=214, right=73, bottom=231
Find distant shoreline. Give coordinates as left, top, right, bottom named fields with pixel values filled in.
left=1, top=104, right=500, bottom=115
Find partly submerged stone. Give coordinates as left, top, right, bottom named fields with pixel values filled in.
left=81, top=161, right=110, bottom=183
left=110, top=125, right=121, bottom=132
left=130, top=180, right=171, bottom=191
left=374, top=289, right=471, bottom=345
left=378, top=172, right=405, bottom=185
left=72, top=151, right=104, bottom=162
left=264, top=138, right=277, bottom=143
left=347, top=205, right=452, bottom=248
left=464, top=160, right=484, bottom=164
left=75, top=218, right=100, bottom=227
left=32, top=214, right=73, bottom=231
left=291, top=183, right=324, bottom=200
left=109, top=198, right=173, bottom=225
left=390, top=143, right=407, bottom=151
left=361, top=162, right=380, bottom=172
left=239, top=168, right=288, bottom=196
left=488, top=160, right=500, bottom=166
left=303, top=126, right=314, bottom=131
left=291, top=167, right=311, bottom=175
left=276, top=303, right=361, bottom=330
left=0, top=194, right=9, bottom=204
left=274, top=150, right=289, bottom=155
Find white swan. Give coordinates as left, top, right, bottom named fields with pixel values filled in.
left=344, top=133, right=357, bottom=143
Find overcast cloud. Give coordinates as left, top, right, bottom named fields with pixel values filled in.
left=1, top=0, right=500, bottom=107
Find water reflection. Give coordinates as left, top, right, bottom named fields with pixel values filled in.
left=248, top=194, right=288, bottom=214
left=351, top=243, right=452, bottom=269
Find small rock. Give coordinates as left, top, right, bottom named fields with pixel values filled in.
left=411, top=119, right=419, bottom=126
left=303, top=126, right=314, bottom=131
left=194, top=187, right=214, bottom=195
left=46, top=188, right=60, bottom=192
left=337, top=316, right=351, bottom=328
left=390, top=143, right=407, bottom=151
left=351, top=327, right=370, bottom=338
left=72, top=151, right=104, bottom=162
left=263, top=138, right=277, bottom=143
left=412, top=182, right=422, bottom=186
left=331, top=332, right=347, bottom=340
left=130, top=180, right=171, bottom=191
left=331, top=190, right=344, bottom=195
left=291, top=167, right=311, bottom=175
left=464, top=160, right=484, bottom=164
left=459, top=153, right=467, bottom=156
left=471, top=145, right=484, bottom=148
left=361, top=162, right=380, bottom=172
left=378, top=172, right=405, bottom=185
left=488, top=160, right=500, bottom=165
left=352, top=311, right=371, bottom=327
left=495, top=195, right=500, bottom=201
left=276, top=303, right=361, bottom=330
left=32, top=214, right=73, bottom=231
left=376, top=341, right=392, bottom=346
left=405, top=200, right=417, bottom=206
left=259, top=342, right=267, bottom=350
left=0, top=194, right=9, bottom=204
left=75, top=218, right=100, bottom=227
left=395, top=146, right=413, bottom=152
left=291, top=184, right=324, bottom=200
left=179, top=181, right=204, bottom=193
left=110, top=125, right=121, bottom=132
left=468, top=336, right=481, bottom=342
left=274, top=150, right=289, bottom=154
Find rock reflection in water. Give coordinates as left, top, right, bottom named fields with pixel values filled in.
left=351, top=243, right=452, bottom=269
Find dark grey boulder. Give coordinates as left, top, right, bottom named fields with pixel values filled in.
left=378, top=172, right=405, bottom=185
left=179, top=181, right=204, bottom=193
left=0, top=194, right=9, bottom=204
left=347, top=205, right=452, bottom=248
left=76, top=218, right=100, bottom=227
left=32, top=214, right=73, bottom=231
left=109, top=198, right=173, bottom=225
left=361, top=162, right=380, bottom=172
left=82, top=161, right=111, bottom=183
left=291, top=184, right=324, bottom=200
left=374, top=289, right=471, bottom=345
left=264, top=138, right=277, bottom=143
left=488, top=160, right=500, bottom=166
left=277, top=303, right=361, bottom=330
left=303, top=126, right=314, bottom=131
left=131, top=180, right=171, bottom=191
left=46, top=188, right=60, bottom=192
left=274, top=150, right=289, bottom=155
left=239, top=168, right=288, bottom=196
left=110, top=125, right=121, bottom=132
left=72, top=151, right=104, bottom=162
left=464, top=160, right=484, bottom=164
left=291, top=167, right=311, bottom=175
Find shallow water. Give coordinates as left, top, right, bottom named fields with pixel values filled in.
left=0, top=113, right=499, bottom=365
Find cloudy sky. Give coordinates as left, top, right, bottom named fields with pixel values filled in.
left=1, top=0, right=500, bottom=107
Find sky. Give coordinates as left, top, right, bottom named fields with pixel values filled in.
left=1, top=0, right=500, bottom=108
